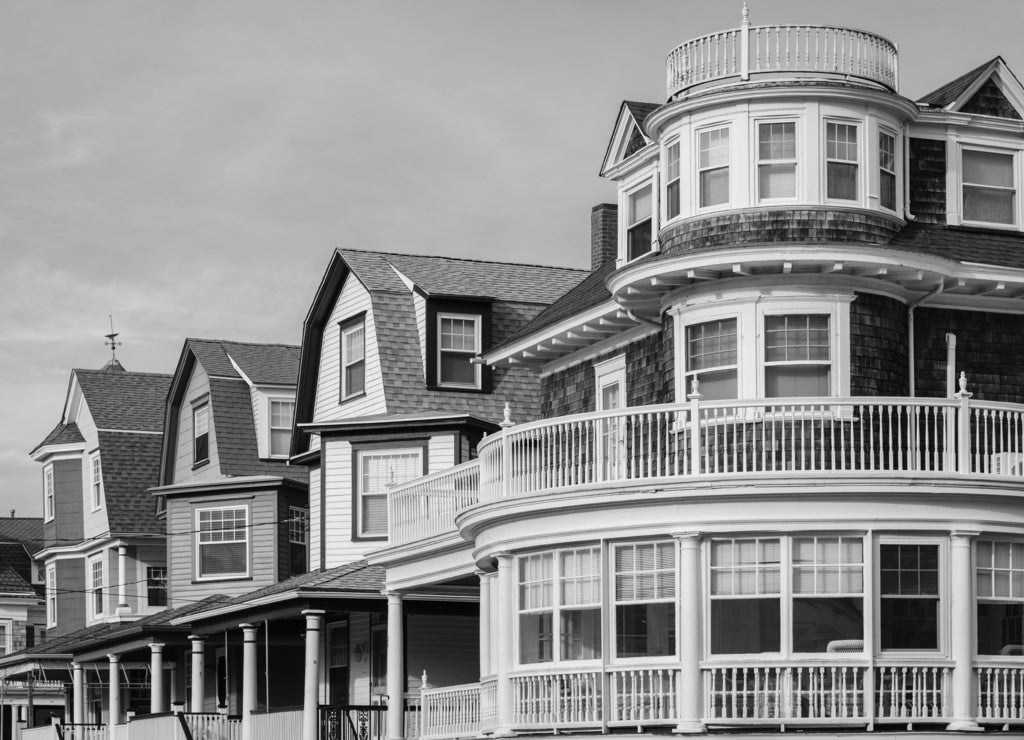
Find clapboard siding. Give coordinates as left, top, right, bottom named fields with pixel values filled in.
left=315, top=275, right=387, bottom=422
left=407, top=613, right=479, bottom=689
left=427, top=434, right=456, bottom=474
left=172, top=364, right=221, bottom=484
left=74, top=400, right=110, bottom=541
left=309, top=465, right=322, bottom=569
left=51, top=458, right=84, bottom=545
left=322, top=439, right=370, bottom=568
left=52, top=558, right=85, bottom=636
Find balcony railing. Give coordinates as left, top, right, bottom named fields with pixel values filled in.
left=387, top=392, right=1024, bottom=547
left=666, top=21, right=898, bottom=98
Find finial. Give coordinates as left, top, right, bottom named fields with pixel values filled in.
left=688, top=376, right=704, bottom=401
left=500, top=402, right=514, bottom=428
left=742, top=2, right=750, bottom=25
left=954, top=371, right=972, bottom=399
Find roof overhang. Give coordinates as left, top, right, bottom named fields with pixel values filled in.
left=30, top=442, right=86, bottom=462
left=150, top=475, right=304, bottom=499
left=170, top=588, right=386, bottom=626
left=299, top=413, right=499, bottom=437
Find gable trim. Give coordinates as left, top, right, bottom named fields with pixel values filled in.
left=949, top=59, right=1024, bottom=119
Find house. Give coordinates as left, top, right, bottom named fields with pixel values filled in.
left=362, top=12, right=1024, bottom=740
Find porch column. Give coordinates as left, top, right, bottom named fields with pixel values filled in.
left=240, top=624, right=258, bottom=740
left=149, top=642, right=165, bottom=714
left=72, top=662, right=85, bottom=725
left=478, top=570, right=491, bottom=678
left=947, top=531, right=980, bottom=731
left=494, top=553, right=514, bottom=736
left=116, top=544, right=130, bottom=615
left=674, top=532, right=705, bottom=734
left=386, top=592, right=405, bottom=740
left=108, top=653, right=121, bottom=740
left=189, top=635, right=205, bottom=712
left=301, top=610, right=324, bottom=740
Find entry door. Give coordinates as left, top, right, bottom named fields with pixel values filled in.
left=595, top=356, right=627, bottom=480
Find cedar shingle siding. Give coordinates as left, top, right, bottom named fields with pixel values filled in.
left=962, top=78, right=1022, bottom=119
left=850, top=293, right=909, bottom=397
left=908, top=138, right=947, bottom=225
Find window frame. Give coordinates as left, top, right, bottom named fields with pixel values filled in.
left=289, top=505, right=309, bottom=575
left=0, top=619, right=12, bottom=657
left=195, top=505, right=250, bottom=581
left=684, top=317, right=739, bottom=401
left=146, top=566, right=168, bottom=608
left=878, top=128, right=898, bottom=212
left=352, top=444, right=426, bottom=541
left=46, top=564, right=56, bottom=627
left=824, top=119, right=861, bottom=203
left=339, top=314, right=367, bottom=402
left=875, top=536, right=945, bottom=654
left=624, top=181, right=654, bottom=262
left=664, top=140, right=681, bottom=222
left=762, top=313, right=833, bottom=399
left=88, top=553, right=105, bottom=620
left=696, top=124, right=731, bottom=211
left=612, top=541, right=677, bottom=662
left=193, top=403, right=210, bottom=467
left=267, top=397, right=295, bottom=459
left=975, top=539, right=1024, bottom=657
left=756, top=119, right=798, bottom=203
left=89, top=451, right=103, bottom=510
left=43, top=465, right=54, bottom=523
left=960, top=144, right=1018, bottom=229
left=436, top=312, right=482, bottom=389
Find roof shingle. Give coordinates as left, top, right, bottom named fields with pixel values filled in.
left=75, top=370, right=171, bottom=432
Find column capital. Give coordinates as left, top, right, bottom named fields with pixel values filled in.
left=118, top=544, right=128, bottom=555
left=951, top=530, right=980, bottom=541
left=107, top=653, right=120, bottom=663
left=149, top=642, right=165, bottom=653
left=71, top=662, right=82, bottom=670
left=672, top=531, right=703, bottom=545
left=239, top=623, right=258, bottom=639
left=189, top=634, right=205, bottom=645
left=382, top=590, right=404, bottom=604
left=301, top=608, right=325, bottom=617
left=494, top=552, right=514, bottom=566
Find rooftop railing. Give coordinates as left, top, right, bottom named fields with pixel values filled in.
left=665, top=14, right=898, bottom=99
left=387, top=379, right=1024, bottom=547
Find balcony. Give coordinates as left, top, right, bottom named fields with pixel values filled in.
left=665, top=18, right=898, bottom=99
left=389, top=389, right=1024, bottom=547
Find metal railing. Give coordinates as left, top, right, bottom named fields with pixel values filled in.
left=318, top=705, right=386, bottom=740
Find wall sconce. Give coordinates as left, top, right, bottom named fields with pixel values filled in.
left=353, top=641, right=367, bottom=663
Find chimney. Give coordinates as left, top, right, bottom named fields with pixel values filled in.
left=590, top=203, right=618, bottom=271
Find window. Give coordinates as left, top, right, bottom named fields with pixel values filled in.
left=792, top=537, right=863, bottom=652
left=962, top=149, right=1015, bottom=225
left=90, top=452, right=103, bottom=509
left=977, top=540, right=1024, bottom=655
left=665, top=142, right=681, bottom=220
left=764, top=314, right=831, bottom=397
left=710, top=538, right=781, bottom=654
left=699, top=127, right=730, bottom=207
left=46, top=565, right=56, bottom=627
left=43, top=466, right=54, bottom=522
left=0, top=621, right=11, bottom=657
left=879, top=131, right=897, bottom=211
left=89, top=555, right=104, bottom=618
left=615, top=542, right=676, bottom=658
left=197, top=506, right=249, bottom=579
left=879, top=543, right=940, bottom=650
left=269, top=399, right=294, bottom=457
left=626, top=185, right=653, bottom=261
left=518, top=547, right=602, bottom=664
left=147, top=567, right=167, bottom=607
left=340, top=318, right=366, bottom=399
left=685, top=319, right=738, bottom=400
left=355, top=448, right=423, bottom=538
left=438, top=314, right=480, bottom=388
left=289, top=506, right=308, bottom=575
left=826, top=122, right=858, bottom=200
left=193, top=404, right=209, bottom=464
left=758, top=122, right=796, bottom=200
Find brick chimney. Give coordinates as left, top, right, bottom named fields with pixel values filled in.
left=590, top=203, right=618, bottom=271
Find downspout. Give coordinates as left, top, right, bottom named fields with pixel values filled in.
left=624, top=310, right=662, bottom=330
left=903, top=121, right=917, bottom=222
left=946, top=333, right=957, bottom=398
left=907, top=281, right=944, bottom=397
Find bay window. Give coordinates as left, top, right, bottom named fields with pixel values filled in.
left=826, top=122, right=858, bottom=201
left=615, top=542, right=676, bottom=658
left=626, top=185, right=653, bottom=261
left=196, top=506, right=249, bottom=579
left=764, top=314, right=831, bottom=397
left=879, top=543, right=940, bottom=650
left=685, top=318, right=738, bottom=400
left=698, top=126, right=730, bottom=207
left=879, top=130, right=897, bottom=211
left=758, top=121, right=797, bottom=200
left=519, top=553, right=554, bottom=664
left=962, top=148, right=1016, bottom=225
left=355, top=447, right=423, bottom=538
left=976, top=540, right=1024, bottom=655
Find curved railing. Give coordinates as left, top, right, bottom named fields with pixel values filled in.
left=666, top=23, right=898, bottom=98
left=387, top=395, right=1024, bottom=546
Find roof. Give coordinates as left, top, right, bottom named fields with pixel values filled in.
left=187, top=339, right=301, bottom=386
left=0, top=543, right=40, bottom=597
left=31, top=422, right=84, bottom=453
left=73, top=369, right=171, bottom=432
left=885, top=222, right=1024, bottom=270
left=918, top=57, right=999, bottom=108
left=99, top=431, right=166, bottom=535
left=337, top=248, right=586, bottom=304
left=623, top=101, right=659, bottom=129
left=0, top=518, right=43, bottom=546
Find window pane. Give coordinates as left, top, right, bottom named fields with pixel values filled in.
left=880, top=598, right=938, bottom=650
left=964, top=186, right=1015, bottom=224
left=666, top=181, right=680, bottom=220
left=345, top=360, right=365, bottom=396
left=827, top=162, right=857, bottom=200
left=687, top=319, right=737, bottom=371
left=759, top=164, right=796, bottom=199
left=827, top=123, right=858, bottom=161
left=700, top=128, right=730, bottom=168
left=766, top=365, right=830, bottom=398
left=701, top=168, right=729, bottom=207
left=691, top=369, right=737, bottom=401
left=759, top=122, right=796, bottom=160
left=519, top=612, right=552, bottom=664
left=711, top=598, right=780, bottom=654
left=629, top=187, right=652, bottom=224
left=977, top=602, right=1024, bottom=655
left=964, top=150, right=1014, bottom=187
left=880, top=170, right=896, bottom=211
left=440, top=318, right=477, bottom=351
left=560, top=609, right=601, bottom=660
left=200, top=542, right=247, bottom=576
left=792, top=597, right=863, bottom=652
left=617, top=603, right=675, bottom=658
left=627, top=220, right=653, bottom=261
left=440, top=352, right=476, bottom=385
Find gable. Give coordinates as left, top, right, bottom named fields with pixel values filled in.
left=599, top=101, right=659, bottom=176
left=962, top=77, right=1023, bottom=120
left=918, top=57, right=1024, bottom=120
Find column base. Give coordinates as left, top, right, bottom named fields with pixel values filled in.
left=945, top=719, right=983, bottom=732
left=672, top=720, right=707, bottom=734
left=489, top=729, right=516, bottom=737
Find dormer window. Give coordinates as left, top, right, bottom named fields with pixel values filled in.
left=758, top=122, right=797, bottom=200
left=698, top=126, right=730, bottom=208
left=193, top=404, right=209, bottom=465
left=439, top=314, right=481, bottom=388
left=340, top=315, right=366, bottom=400
left=626, top=185, right=653, bottom=261
left=879, top=131, right=897, bottom=211
left=826, top=122, right=858, bottom=201
left=962, top=148, right=1016, bottom=225
left=269, top=399, right=294, bottom=457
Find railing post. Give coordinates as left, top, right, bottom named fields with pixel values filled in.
left=955, top=372, right=973, bottom=475
left=739, top=2, right=751, bottom=80
left=500, top=403, right=514, bottom=498
left=688, top=379, right=703, bottom=477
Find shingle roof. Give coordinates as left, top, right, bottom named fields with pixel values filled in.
left=0, top=544, right=40, bottom=597
left=99, top=431, right=165, bottom=535
left=624, top=101, right=659, bottom=130
left=74, top=370, right=171, bottom=432
left=0, top=519, right=43, bottom=546
left=339, top=249, right=586, bottom=304
left=885, top=222, right=1024, bottom=269
left=917, top=57, right=999, bottom=108
left=187, top=339, right=301, bottom=385
left=31, top=422, right=84, bottom=453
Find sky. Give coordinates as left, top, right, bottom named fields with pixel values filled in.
left=1, top=0, right=1022, bottom=516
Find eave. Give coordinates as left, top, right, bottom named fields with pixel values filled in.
left=299, top=413, right=499, bottom=437
left=169, top=588, right=386, bottom=626
left=151, top=475, right=304, bottom=499
left=30, top=442, right=85, bottom=463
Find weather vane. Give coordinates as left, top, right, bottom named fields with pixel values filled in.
left=104, top=315, right=122, bottom=362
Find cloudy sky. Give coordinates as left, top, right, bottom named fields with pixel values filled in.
left=1, top=0, right=1022, bottom=515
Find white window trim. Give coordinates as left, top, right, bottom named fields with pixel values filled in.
left=355, top=447, right=424, bottom=539
left=143, top=565, right=168, bottom=609
left=195, top=505, right=250, bottom=581
left=672, top=290, right=852, bottom=402
left=755, top=118, right=799, bottom=204
left=340, top=318, right=366, bottom=400
left=0, top=619, right=13, bottom=657
left=611, top=540, right=678, bottom=665
left=88, top=553, right=105, bottom=620
left=89, top=451, right=103, bottom=511
left=878, top=127, right=899, bottom=214
left=875, top=535, right=946, bottom=655
left=43, top=465, right=54, bottom=523
left=193, top=403, right=210, bottom=465
left=436, top=312, right=482, bottom=389
left=663, top=139, right=682, bottom=224
left=823, top=118, right=863, bottom=206
left=958, top=143, right=1020, bottom=230
left=266, top=394, right=295, bottom=460
left=695, top=123, right=732, bottom=213
left=621, top=179, right=655, bottom=264
left=46, top=564, right=56, bottom=627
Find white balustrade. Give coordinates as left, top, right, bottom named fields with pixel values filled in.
left=119, top=714, right=188, bottom=740
left=183, top=713, right=242, bottom=740
left=252, top=709, right=303, bottom=740
left=666, top=23, right=898, bottom=98
left=61, top=725, right=109, bottom=740
left=389, top=459, right=480, bottom=544
left=609, top=667, right=678, bottom=724
left=479, top=678, right=498, bottom=734
left=511, top=670, right=602, bottom=728
left=420, top=683, right=481, bottom=739
left=704, top=664, right=866, bottom=723
left=19, top=727, right=58, bottom=740
left=976, top=665, right=1024, bottom=722
left=875, top=665, right=950, bottom=723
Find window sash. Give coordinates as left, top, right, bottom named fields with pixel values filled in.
left=666, top=143, right=680, bottom=220
left=826, top=123, right=858, bottom=200
left=147, top=567, right=167, bottom=607
left=91, top=454, right=102, bottom=508
left=44, top=468, right=54, bottom=520
left=758, top=122, right=797, bottom=200
left=699, top=127, right=730, bottom=208
left=193, top=405, right=209, bottom=463
left=289, top=507, right=309, bottom=545
left=90, top=558, right=104, bottom=617
left=341, top=322, right=366, bottom=398
left=46, top=566, right=56, bottom=627
left=879, top=131, right=897, bottom=211
left=438, top=315, right=480, bottom=387
left=269, top=400, right=294, bottom=457
left=197, top=507, right=249, bottom=578
left=764, top=314, right=831, bottom=398
left=357, top=449, right=422, bottom=537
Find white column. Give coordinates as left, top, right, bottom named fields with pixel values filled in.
left=386, top=592, right=405, bottom=740
left=494, top=553, right=514, bottom=736
left=149, top=643, right=165, bottom=714
left=189, top=635, right=205, bottom=712
left=302, top=610, right=325, bottom=740
left=116, top=545, right=130, bottom=615
left=478, top=571, right=492, bottom=678
left=72, top=662, right=85, bottom=725
left=674, top=532, right=705, bottom=734
left=108, top=654, right=121, bottom=740
left=947, top=531, right=980, bottom=732
left=240, top=624, right=258, bottom=740
left=169, top=663, right=178, bottom=708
